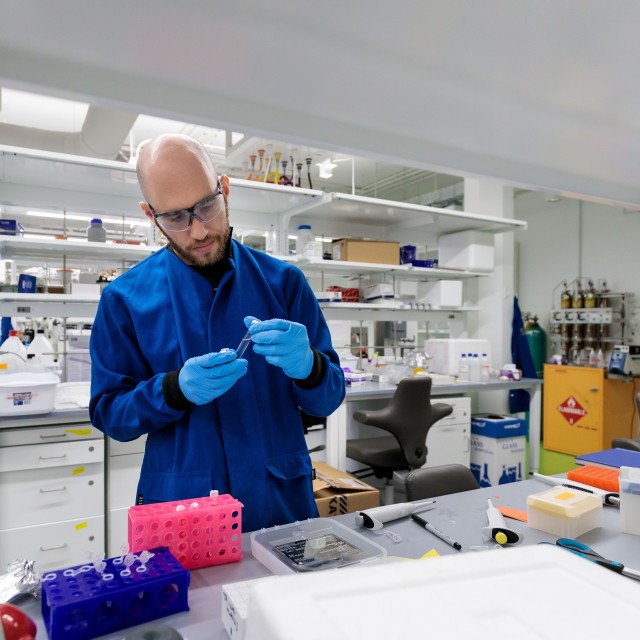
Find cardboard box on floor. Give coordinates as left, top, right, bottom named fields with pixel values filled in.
left=313, top=462, right=380, bottom=517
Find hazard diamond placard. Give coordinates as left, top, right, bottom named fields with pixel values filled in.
left=557, top=395, right=587, bottom=425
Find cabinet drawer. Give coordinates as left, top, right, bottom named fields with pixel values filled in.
left=0, top=516, right=104, bottom=573
left=109, top=452, right=143, bottom=509
left=0, top=423, right=101, bottom=446
left=0, top=439, right=103, bottom=472
left=0, top=462, right=104, bottom=529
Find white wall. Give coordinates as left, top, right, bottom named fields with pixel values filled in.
left=515, top=191, right=640, bottom=348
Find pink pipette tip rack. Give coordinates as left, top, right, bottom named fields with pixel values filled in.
left=128, top=492, right=243, bottom=570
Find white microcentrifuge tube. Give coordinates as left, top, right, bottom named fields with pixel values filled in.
left=136, top=549, right=155, bottom=573
left=176, top=504, right=186, bottom=512
left=190, top=501, right=199, bottom=509
left=113, top=543, right=128, bottom=565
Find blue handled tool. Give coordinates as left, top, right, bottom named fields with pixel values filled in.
left=554, top=538, right=640, bottom=581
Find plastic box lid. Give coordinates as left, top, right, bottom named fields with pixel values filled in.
left=527, top=487, right=602, bottom=517
left=250, top=518, right=386, bottom=575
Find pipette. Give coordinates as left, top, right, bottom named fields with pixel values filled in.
left=355, top=499, right=436, bottom=530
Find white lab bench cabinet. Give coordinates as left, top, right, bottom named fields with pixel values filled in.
left=107, top=434, right=147, bottom=556
left=0, top=422, right=104, bottom=572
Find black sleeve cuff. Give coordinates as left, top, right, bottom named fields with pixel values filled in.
left=163, top=369, right=192, bottom=411
left=294, top=346, right=326, bottom=390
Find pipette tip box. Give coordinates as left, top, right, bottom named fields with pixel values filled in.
left=527, top=486, right=602, bottom=538
left=128, top=493, right=243, bottom=570
left=40, top=546, right=189, bottom=640
left=250, top=517, right=387, bottom=575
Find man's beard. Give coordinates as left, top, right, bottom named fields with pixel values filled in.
left=168, top=225, right=231, bottom=266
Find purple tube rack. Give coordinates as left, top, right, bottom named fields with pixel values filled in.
left=40, top=546, right=189, bottom=640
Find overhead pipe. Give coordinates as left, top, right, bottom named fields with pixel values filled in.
left=0, top=105, right=137, bottom=160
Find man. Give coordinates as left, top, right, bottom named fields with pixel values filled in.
left=89, top=134, right=345, bottom=532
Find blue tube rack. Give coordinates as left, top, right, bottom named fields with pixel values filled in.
left=40, top=546, right=190, bottom=640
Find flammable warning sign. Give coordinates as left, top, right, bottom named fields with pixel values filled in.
left=557, top=395, right=587, bottom=425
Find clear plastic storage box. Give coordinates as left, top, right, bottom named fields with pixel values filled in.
left=250, top=518, right=387, bottom=575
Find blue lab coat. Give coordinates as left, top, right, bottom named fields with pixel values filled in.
left=89, top=241, right=345, bottom=531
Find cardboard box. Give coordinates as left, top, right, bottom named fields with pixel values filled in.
left=331, top=239, right=400, bottom=265
left=438, top=230, right=495, bottom=272
left=312, top=462, right=379, bottom=516
left=470, top=414, right=527, bottom=487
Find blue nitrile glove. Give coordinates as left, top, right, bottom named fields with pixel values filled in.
left=244, top=316, right=314, bottom=380
left=178, top=350, right=248, bottom=405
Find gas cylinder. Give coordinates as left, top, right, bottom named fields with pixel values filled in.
left=526, top=315, right=547, bottom=378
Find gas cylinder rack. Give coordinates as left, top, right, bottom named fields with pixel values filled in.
left=549, top=279, right=634, bottom=366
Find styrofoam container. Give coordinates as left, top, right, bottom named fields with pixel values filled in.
left=438, top=230, right=495, bottom=272
left=0, top=371, right=60, bottom=416
left=417, top=280, right=463, bottom=308
left=527, top=486, right=602, bottom=538
left=424, top=338, right=491, bottom=375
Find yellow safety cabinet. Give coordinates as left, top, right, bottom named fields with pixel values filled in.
left=543, top=364, right=637, bottom=456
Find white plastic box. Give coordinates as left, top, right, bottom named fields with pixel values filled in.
left=438, top=230, right=495, bottom=272
left=527, top=486, right=602, bottom=537
left=424, top=338, right=491, bottom=375
left=417, top=280, right=463, bottom=308
left=619, top=466, right=640, bottom=535
left=0, top=371, right=60, bottom=416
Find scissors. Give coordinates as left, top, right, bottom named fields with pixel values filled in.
left=554, top=538, right=640, bottom=581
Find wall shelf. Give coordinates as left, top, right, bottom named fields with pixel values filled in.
left=0, top=292, right=99, bottom=317
left=319, top=302, right=479, bottom=321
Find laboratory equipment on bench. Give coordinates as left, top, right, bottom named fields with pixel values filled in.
left=482, top=499, right=520, bottom=545
left=551, top=538, right=640, bottom=582
left=608, top=344, right=640, bottom=377
left=355, top=499, right=436, bottom=530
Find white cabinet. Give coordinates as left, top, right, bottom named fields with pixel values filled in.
left=0, top=422, right=104, bottom=571
left=106, top=435, right=146, bottom=556
left=423, top=396, right=471, bottom=469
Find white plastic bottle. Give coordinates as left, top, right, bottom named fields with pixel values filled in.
left=295, top=224, right=315, bottom=257
left=0, top=329, right=27, bottom=367
left=481, top=352, right=490, bottom=381
left=87, top=218, right=107, bottom=242
left=458, top=353, right=469, bottom=381
left=27, top=329, right=56, bottom=368
left=469, top=353, right=481, bottom=382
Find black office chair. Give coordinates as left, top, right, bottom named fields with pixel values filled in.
left=612, top=392, right=640, bottom=452
left=404, top=464, right=480, bottom=501
left=346, top=377, right=453, bottom=502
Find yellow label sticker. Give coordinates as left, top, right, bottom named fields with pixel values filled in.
left=66, top=429, right=92, bottom=436
left=421, top=549, right=441, bottom=559
left=72, top=467, right=85, bottom=476
left=75, top=522, right=87, bottom=531
left=554, top=491, right=576, bottom=501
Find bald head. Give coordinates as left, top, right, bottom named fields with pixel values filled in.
left=136, top=134, right=216, bottom=207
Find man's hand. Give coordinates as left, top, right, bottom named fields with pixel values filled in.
left=178, top=350, right=248, bottom=405
left=244, top=316, right=313, bottom=379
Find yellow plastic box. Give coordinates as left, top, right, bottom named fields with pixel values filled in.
left=527, top=486, right=602, bottom=538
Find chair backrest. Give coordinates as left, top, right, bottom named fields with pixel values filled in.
left=405, top=464, right=480, bottom=501
left=352, top=377, right=453, bottom=468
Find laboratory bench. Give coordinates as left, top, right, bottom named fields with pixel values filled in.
left=14, top=477, right=639, bottom=639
